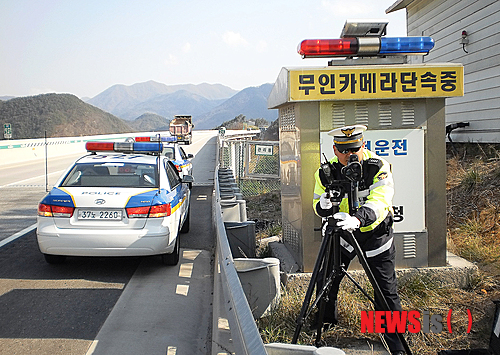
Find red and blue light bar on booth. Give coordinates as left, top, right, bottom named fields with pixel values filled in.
left=298, top=36, right=434, bottom=58
left=85, top=141, right=163, bottom=153
left=135, top=136, right=177, bottom=143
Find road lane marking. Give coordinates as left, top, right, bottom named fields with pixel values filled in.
left=182, top=250, right=201, bottom=260
left=0, top=215, right=38, bottom=219
left=85, top=340, right=99, bottom=355
left=0, top=169, right=65, bottom=188
left=175, top=284, right=189, bottom=296
left=0, top=223, right=36, bottom=249
left=218, top=317, right=230, bottom=330
left=178, top=263, right=193, bottom=278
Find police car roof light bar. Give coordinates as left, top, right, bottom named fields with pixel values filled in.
left=85, top=142, right=114, bottom=151
left=135, top=137, right=151, bottom=142
left=85, top=141, right=163, bottom=153
left=298, top=36, right=434, bottom=58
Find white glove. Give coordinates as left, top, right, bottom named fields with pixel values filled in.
left=333, top=212, right=360, bottom=232
left=319, top=193, right=333, bottom=210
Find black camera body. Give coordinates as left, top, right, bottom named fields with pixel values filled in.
left=321, top=153, right=363, bottom=212
left=342, top=154, right=363, bottom=182
left=321, top=154, right=362, bottom=185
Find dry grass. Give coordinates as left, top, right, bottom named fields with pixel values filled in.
left=246, top=191, right=282, bottom=241
left=447, top=143, right=500, bottom=270
left=258, top=271, right=498, bottom=354
left=251, top=143, right=500, bottom=354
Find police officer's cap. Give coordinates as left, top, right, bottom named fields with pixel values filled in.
left=328, top=125, right=367, bottom=150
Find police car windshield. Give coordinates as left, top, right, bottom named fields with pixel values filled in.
left=61, top=163, right=157, bottom=188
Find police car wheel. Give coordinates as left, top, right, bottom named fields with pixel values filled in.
left=180, top=207, right=190, bottom=233
left=43, top=254, right=67, bottom=264
left=161, top=237, right=180, bottom=266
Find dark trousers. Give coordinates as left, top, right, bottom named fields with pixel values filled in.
left=317, top=243, right=404, bottom=353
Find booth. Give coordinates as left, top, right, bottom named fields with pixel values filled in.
left=268, top=21, right=464, bottom=271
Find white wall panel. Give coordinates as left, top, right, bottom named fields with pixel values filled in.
left=396, top=0, right=500, bottom=142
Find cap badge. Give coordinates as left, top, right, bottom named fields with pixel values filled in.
left=341, top=127, right=355, bottom=137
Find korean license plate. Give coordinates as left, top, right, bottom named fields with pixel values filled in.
left=78, top=210, right=122, bottom=220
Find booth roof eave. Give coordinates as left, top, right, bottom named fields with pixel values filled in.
left=268, top=67, right=291, bottom=110
left=386, top=0, right=418, bottom=13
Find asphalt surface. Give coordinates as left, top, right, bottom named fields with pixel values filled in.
left=0, top=229, right=140, bottom=354
left=0, top=184, right=215, bottom=355
left=87, top=185, right=215, bottom=355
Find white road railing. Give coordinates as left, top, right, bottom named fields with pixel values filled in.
left=0, top=132, right=158, bottom=167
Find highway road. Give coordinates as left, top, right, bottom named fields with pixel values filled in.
left=0, top=130, right=218, bottom=355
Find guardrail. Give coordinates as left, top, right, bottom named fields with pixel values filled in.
left=212, top=130, right=267, bottom=354
left=221, top=129, right=261, bottom=141
left=212, top=168, right=268, bottom=355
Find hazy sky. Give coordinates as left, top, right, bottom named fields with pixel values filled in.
left=0, top=0, right=406, bottom=99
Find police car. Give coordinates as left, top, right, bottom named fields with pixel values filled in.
left=36, top=141, right=193, bottom=266
left=135, top=136, right=194, bottom=178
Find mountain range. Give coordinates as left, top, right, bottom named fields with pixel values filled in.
left=0, top=93, right=132, bottom=139
left=0, top=81, right=279, bottom=139
left=86, top=81, right=236, bottom=120
left=86, top=80, right=278, bottom=129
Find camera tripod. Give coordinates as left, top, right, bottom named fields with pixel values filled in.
left=291, top=156, right=412, bottom=355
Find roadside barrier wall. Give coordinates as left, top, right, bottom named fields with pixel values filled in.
left=0, top=132, right=159, bottom=167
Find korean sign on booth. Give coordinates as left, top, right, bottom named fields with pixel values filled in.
left=320, top=128, right=425, bottom=234
left=290, top=65, right=464, bottom=101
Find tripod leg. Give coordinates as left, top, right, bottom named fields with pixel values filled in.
left=345, top=231, right=413, bottom=355
left=314, top=293, right=326, bottom=346
left=314, top=231, right=334, bottom=346
left=314, top=220, right=341, bottom=345
left=291, top=229, right=332, bottom=344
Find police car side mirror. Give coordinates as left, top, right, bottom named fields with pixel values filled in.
left=187, top=154, right=194, bottom=159
left=182, top=175, right=194, bottom=184
left=181, top=174, right=194, bottom=189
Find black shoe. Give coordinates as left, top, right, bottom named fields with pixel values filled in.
left=308, top=319, right=335, bottom=331
left=309, top=313, right=338, bottom=331
left=391, top=351, right=405, bottom=355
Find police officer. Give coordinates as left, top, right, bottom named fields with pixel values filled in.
left=312, top=125, right=405, bottom=355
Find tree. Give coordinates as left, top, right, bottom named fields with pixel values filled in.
left=254, top=118, right=268, bottom=127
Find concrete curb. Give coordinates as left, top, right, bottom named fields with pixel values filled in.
left=265, top=342, right=346, bottom=354
left=268, top=239, right=478, bottom=290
